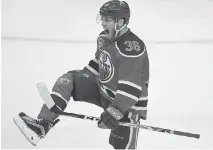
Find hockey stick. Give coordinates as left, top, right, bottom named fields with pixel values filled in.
left=36, top=82, right=200, bottom=139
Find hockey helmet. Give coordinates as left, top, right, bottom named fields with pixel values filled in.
left=99, top=0, right=130, bottom=25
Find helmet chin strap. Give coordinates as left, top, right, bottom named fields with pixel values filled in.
left=114, top=22, right=127, bottom=39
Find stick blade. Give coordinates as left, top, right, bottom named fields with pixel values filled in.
left=36, top=82, right=55, bottom=109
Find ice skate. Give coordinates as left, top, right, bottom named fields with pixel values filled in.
left=13, top=112, right=59, bottom=146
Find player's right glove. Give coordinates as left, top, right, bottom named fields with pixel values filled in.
left=98, top=106, right=124, bottom=130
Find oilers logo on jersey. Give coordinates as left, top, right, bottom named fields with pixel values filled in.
left=99, top=51, right=114, bottom=83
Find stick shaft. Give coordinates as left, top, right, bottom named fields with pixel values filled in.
left=36, top=82, right=200, bottom=139
left=58, top=111, right=200, bottom=139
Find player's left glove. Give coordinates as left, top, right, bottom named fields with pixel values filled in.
left=98, top=106, right=124, bottom=130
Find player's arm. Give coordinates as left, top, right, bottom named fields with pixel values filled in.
left=108, top=40, right=146, bottom=117
left=83, top=31, right=107, bottom=76
left=84, top=56, right=99, bottom=76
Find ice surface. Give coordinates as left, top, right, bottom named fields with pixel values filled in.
left=2, top=40, right=213, bottom=149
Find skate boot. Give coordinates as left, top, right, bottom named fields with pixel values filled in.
left=13, top=112, right=60, bottom=146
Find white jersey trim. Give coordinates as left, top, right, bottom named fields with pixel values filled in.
left=93, top=58, right=99, bottom=63
left=135, top=124, right=139, bottom=148
left=131, top=106, right=147, bottom=110
left=115, top=42, right=145, bottom=58
left=139, top=96, right=148, bottom=101
left=100, top=86, right=114, bottom=100
left=102, top=85, right=116, bottom=95
left=118, top=80, right=142, bottom=91
left=125, top=112, right=134, bottom=149
left=86, top=65, right=99, bottom=75
left=116, top=90, right=138, bottom=101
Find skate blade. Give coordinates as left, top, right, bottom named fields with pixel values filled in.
left=13, top=115, right=40, bottom=146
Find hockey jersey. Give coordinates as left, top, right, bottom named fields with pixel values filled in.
left=85, top=29, right=149, bottom=120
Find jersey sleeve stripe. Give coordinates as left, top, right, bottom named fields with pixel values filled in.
left=131, top=106, right=147, bottom=110
left=93, top=58, right=99, bottom=63
left=102, top=85, right=116, bottom=95
left=118, top=80, right=142, bottom=90
left=117, top=83, right=141, bottom=98
left=88, top=59, right=99, bottom=72
left=85, top=59, right=99, bottom=75
left=135, top=100, right=148, bottom=107
left=52, top=91, right=68, bottom=104
left=51, top=92, right=68, bottom=111
left=139, top=96, right=148, bottom=101
left=86, top=65, right=99, bottom=75
left=116, top=90, right=139, bottom=101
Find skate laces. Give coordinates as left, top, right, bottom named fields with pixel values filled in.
left=36, top=119, right=54, bottom=137
left=37, top=119, right=53, bottom=128
left=23, top=116, right=48, bottom=138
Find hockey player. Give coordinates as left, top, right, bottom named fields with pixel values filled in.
left=13, top=0, right=149, bottom=149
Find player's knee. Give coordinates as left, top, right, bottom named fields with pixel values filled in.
left=52, top=72, right=74, bottom=101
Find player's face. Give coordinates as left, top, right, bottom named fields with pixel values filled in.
left=101, top=17, right=116, bottom=40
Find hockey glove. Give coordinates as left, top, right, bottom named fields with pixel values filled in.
left=98, top=106, right=124, bottom=130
